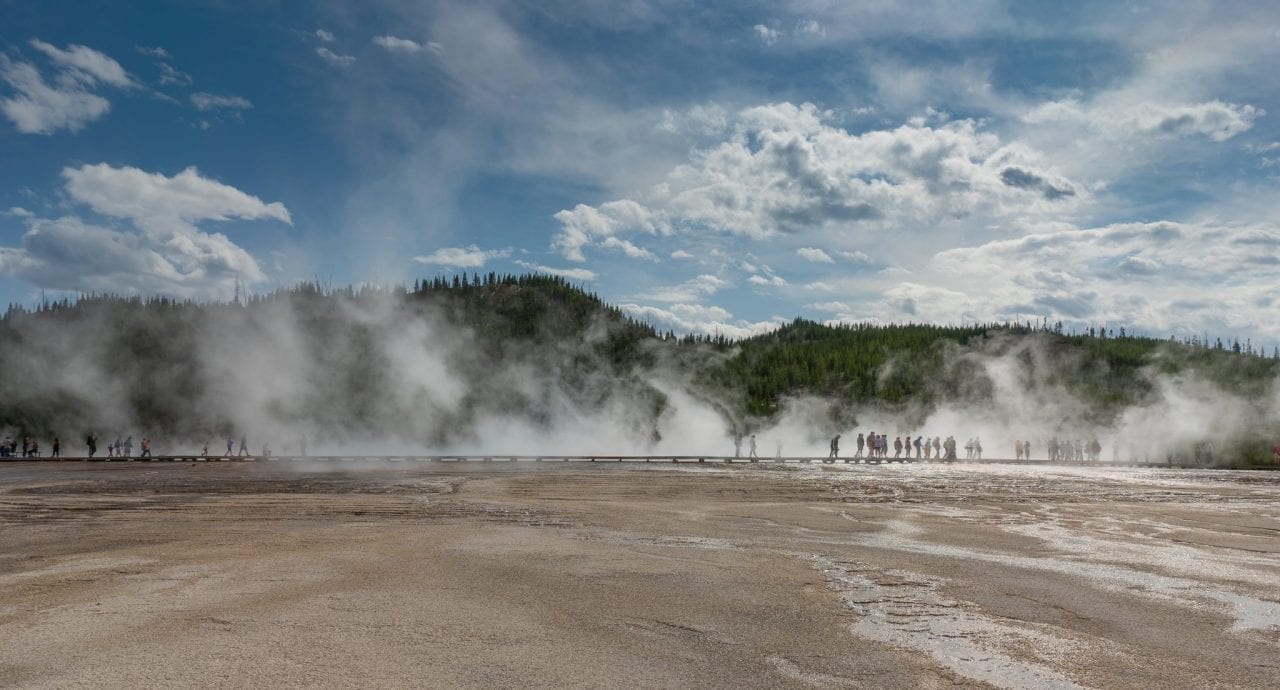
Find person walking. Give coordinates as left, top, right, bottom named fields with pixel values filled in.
left=855, top=433, right=865, bottom=458
left=140, top=438, right=151, bottom=458
left=51, top=437, right=60, bottom=458
left=829, top=434, right=840, bottom=458
left=86, top=433, right=97, bottom=458
left=238, top=435, right=249, bottom=457
left=749, top=434, right=758, bottom=459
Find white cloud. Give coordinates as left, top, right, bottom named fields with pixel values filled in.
left=190, top=92, right=253, bottom=112
left=599, top=237, right=657, bottom=261
left=553, top=102, right=1080, bottom=259
left=513, top=260, right=596, bottom=281
left=670, top=249, right=694, bottom=259
left=0, top=165, right=291, bottom=298
left=753, top=24, right=780, bottom=45
left=5, top=206, right=33, bottom=218
left=837, top=249, right=873, bottom=264
left=797, top=247, right=834, bottom=263
left=552, top=199, right=667, bottom=261
left=633, top=273, right=727, bottom=302
left=136, top=45, right=170, bottom=59
left=1024, top=99, right=1261, bottom=142
left=0, top=40, right=136, bottom=134
left=316, top=47, right=356, bottom=66
left=372, top=35, right=444, bottom=55
left=0, top=59, right=109, bottom=134
left=859, top=221, right=1280, bottom=340
left=657, top=103, right=729, bottom=136
left=29, top=39, right=134, bottom=88
left=315, top=29, right=335, bottom=42
left=621, top=302, right=782, bottom=338
left=795, top=19, right=825, bottom=37
left=63, top=163, right=291, bottom=230
left=749, top=274, right=787, bottom=286
left=413, top=245, right=512, bottom=267
left=157, top=62, right=192, bottom=87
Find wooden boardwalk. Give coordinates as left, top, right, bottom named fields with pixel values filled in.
left=0, top=454, right=1232, bottom=469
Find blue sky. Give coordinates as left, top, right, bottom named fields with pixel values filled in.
left=2, top=1, right=1279, bottom=346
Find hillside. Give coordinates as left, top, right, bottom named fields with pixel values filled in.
left=1, top=274, right=1277, bottom=460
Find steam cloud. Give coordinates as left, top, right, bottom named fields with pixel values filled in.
left=1, top=287, right=1277, bottom=463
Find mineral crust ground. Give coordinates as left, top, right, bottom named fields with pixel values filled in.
left=1, top=461, right=1278, bottom=688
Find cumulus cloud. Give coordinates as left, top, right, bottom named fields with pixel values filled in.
left=513, top=260, right=596, bottom=281
left=0, top=164, right=291, bottom=298
left=373, top=35, right=444, bottom=55
left=621, top=302, right=782, bottom=338
left=0, top=40, right=136, bottom=134
left=413, top=245, right=512, bottom=267
left=797, top=246, right=834, bottom=263
left=552, top=199, right=668, bottom=261
left=190, top=92, right=253, bottom=111
left=62, top=163, right=291, bottom=230
left=315, top=29, right=335, bottom=42
left=552, top=102, right=1079, bottom=260
left=855, top=221, right=1280, bottom=340
left=749, top=274, right=787, bottom=286
left=316, top=47, right=356, bottom=66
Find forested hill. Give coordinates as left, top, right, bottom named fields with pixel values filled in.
left=1, top=273, right=1277, bottom=456
left=713, top=318, right=1280, bottom=422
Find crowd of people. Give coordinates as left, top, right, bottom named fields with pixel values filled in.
left=1045, top=437, right=1104, bottom=462
left=0, top=435, right=59, bottom=458
left=832, top=432, right=966, bottom=461
left=726, top=431, right=1280, bottom=466
left=0, top=431, right=307, bottom=461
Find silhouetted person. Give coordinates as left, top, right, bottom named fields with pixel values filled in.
left=749, top=434, right=758, bottom=459
left=124, top=436, right=133, bottom=457
left=86, top=433, right=97, bottom=458
left=201, top=439, right=209, bottom=457
left=21, top=437, right=29, bottom=458
left=51, top=437, right=60, bottom=458
left=226, top=438, right=234, bottom=456
left=829, top=435, right=840, bottom=458
left=238, top=435, right=248, bottom=457
left=855, top=433, right=865, bottom=458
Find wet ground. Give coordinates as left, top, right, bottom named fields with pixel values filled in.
left=1, top=461, right=1277, bottom=688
